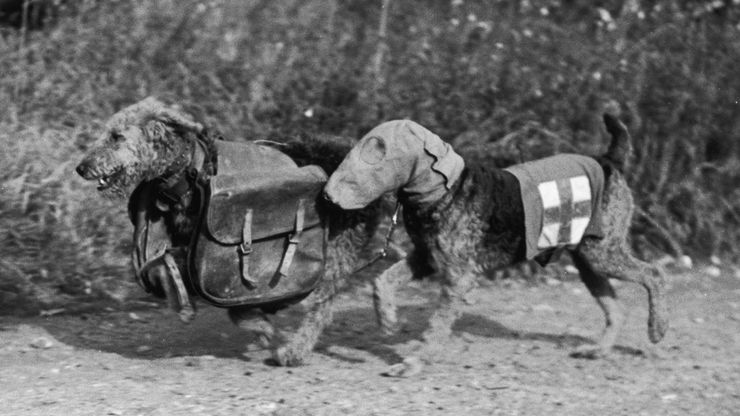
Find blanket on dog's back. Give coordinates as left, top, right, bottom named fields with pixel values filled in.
left=504, top=154, right=604, bottom=260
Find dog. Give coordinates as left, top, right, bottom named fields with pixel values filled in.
left=75, top=97, right=382, bottom=366
left=324, top=115, right=669, bottom=376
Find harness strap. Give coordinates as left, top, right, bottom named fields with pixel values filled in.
left=163, top=251, right=195, bottom=323
left=278, top=199, right=307, bottom=278
left=352, top=202, right=402, bottom=274
left=239, top=209, right=257, bottom=286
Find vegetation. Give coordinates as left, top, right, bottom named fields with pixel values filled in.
left=1, top=0, right=738, bottom=312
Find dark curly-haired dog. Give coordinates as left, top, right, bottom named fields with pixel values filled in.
left=75, top=97, right=381, bottom=366
left=325, top=115, right=669, bottom=376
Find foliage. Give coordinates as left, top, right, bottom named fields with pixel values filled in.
left=0, top=0, right=738, bottom=310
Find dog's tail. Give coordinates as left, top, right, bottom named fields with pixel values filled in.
left=602, top=113, right=632, bottom=171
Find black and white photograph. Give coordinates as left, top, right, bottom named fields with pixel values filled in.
left=0, top=0, right=738, bottom=414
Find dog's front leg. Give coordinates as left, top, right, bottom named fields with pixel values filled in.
left=228, top=307, right=279, bottom=351
left=373, top=258, right=414, bottom=335
left=271, top=280, right=335, bottom=366
left=384, top=271, right=475, bottom=377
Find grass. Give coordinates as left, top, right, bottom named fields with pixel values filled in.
left=0, top=0, right=738, bottom=311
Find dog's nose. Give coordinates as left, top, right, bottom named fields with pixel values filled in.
left=75, top=162, right=89, bottom=178
left=322, top=189, right=335, bottom=204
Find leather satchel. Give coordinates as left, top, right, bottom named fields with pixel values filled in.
left=189, top=165, right=328, bottom=307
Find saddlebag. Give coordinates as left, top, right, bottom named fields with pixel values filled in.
left=189, top=165, right=327, bottom=307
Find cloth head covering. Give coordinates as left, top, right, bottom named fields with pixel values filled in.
left=324, top=120, right=465, bottom=209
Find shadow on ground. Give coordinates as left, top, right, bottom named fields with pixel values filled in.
left=2, top=293, right=645, bottom=365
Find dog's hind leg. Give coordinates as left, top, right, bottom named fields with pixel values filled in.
left=373, top=259, right=414, bottom=336
left=569, top=249, right=625, bottom=358
left=575, top=238, right=669, bottom=347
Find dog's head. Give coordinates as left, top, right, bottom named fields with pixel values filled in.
left=75, top=97, right=204, bottom=199
left=324, top=120, right=464, bottom=209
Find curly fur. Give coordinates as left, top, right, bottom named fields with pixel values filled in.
left=76, top=97, right=381, bottom=366
left=328, top=115, right=669, bottom=376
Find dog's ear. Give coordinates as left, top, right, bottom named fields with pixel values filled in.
left=407, top=122, right=464, bottom=190
left=142, top=119, right=169, bottom=143
left=155, top=108, right=204, bottom=134
left=359, top=135, right=387, bottom=165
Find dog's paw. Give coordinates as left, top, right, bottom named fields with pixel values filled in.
left=648, top=309, right=669, bottom=344
left=271, top=344, right=308, bottom=367
left=569, top=344, right=610, bottom=360
left=381, top=356, right=424, bottom=378
left=380, top=318, right=407, bottom=337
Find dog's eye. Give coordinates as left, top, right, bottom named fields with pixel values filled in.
left=110, top=132, right=125, bottom=143
left=360, top=136, right=386, bottom=165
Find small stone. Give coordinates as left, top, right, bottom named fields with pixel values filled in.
left=254, top=401, right=279, bottom=413
left=705, top=265, right=721, bottom=277
left=128, top=312, right=144, bottom=321
left=136, top=345, right=152, bottom=353
left=184, top=357, right=200, bottom=367
left=30, top=337, right=54, bottom=349
left=710, top=255, right=722, bottom=266
left=677, top=255, right=693, bottom=269
left=564, top=265, right=579, bottom=275
left=661, top=393, right=678, bottom=402
left=531, top=303, right=555, bottom=313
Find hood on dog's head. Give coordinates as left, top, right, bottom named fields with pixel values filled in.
left=324, top=120, right=464, bottom=209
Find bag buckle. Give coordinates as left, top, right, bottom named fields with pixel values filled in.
left=238, top=241, right=253, bottom=255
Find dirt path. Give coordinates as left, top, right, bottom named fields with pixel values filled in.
left=1, top=270, right=738, bottom=416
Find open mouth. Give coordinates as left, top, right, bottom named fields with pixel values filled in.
left=96, top=168, right=123, bottom=191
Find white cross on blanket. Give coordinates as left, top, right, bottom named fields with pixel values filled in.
left=536, top=175, right=592, bottom=248
left=503, top=153, right=605, bottom=260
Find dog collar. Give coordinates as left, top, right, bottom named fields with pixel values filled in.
left=154, top=139, right=209, bottom=211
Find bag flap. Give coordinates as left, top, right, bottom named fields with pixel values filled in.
left=205, top=165, right=327, bottom=244
left=215, top=140, right=297, bottom=176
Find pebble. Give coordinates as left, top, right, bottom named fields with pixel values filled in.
left=128, top=312, right=144, bottom=321
left=29, top=337, right=54, bottom=349
left=661, top=393, right=678, bottom=402
left=677, top=255, right=693, bottom=269
left=710, top=255, right=722, bottom=266
left=531, top=303, right=555, bottom=313
left=136, top=345, right=152, bottom=353
left=253, top=401, right=279, bottom=413
left=564, top=265, right=579, bottom=275
left=705, top=265, right=721, bottom=277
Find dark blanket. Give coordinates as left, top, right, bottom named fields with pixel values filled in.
left=504, top=154, right=604, bottom=259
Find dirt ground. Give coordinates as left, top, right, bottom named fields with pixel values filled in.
left=1, top=266, right=738, bottom=416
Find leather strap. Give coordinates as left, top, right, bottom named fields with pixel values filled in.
left=239, top=209, right=257, bottom=286
left=278, top=199, right=306, bottom=277
left=163, top=251, right=195, bottom=323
